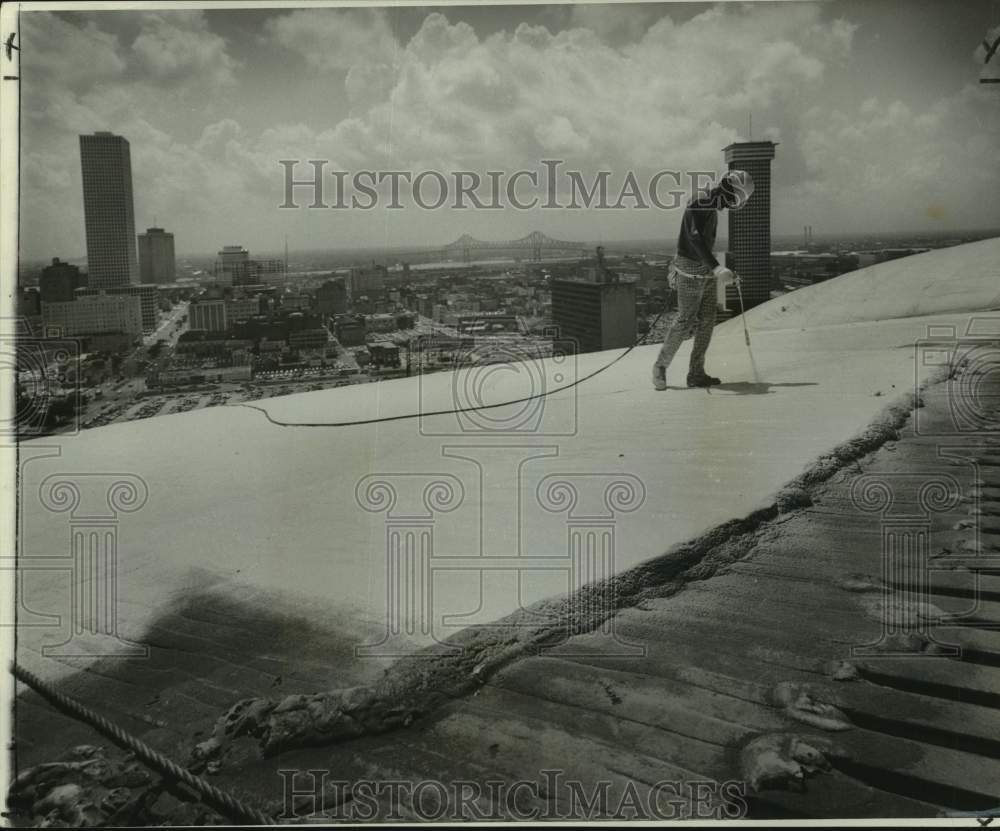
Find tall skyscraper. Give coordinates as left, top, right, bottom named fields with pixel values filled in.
left=79, top=132, right=138, bottom=289
left=723, top=141, right=777, bottom=310
left=138, top=227, right=176, bottom=283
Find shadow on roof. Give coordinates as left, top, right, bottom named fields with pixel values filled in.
left=663, top=381, right=820, bottom=395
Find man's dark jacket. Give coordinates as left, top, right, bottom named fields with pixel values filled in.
left=675, top=190, right=721, bottom=270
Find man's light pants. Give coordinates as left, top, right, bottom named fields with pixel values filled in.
left=654, top=273, right=718, bottom=376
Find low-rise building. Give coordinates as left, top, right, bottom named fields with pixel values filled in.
left=348, top=265, right=389, bottom=296
left=335, top=317, right=367, bottom=346
left=214, top=246, right=286, bottom=286
left=281, top=294, right=311, bottom=312
left=247, top=259, right=285, bottom=285
left=40, top=258, right=85, bottom=303
left=225, top=297, right=260, bottom=324
left=315, top=278, right=347, bottom=316
left=367, top=313, right=397, bottom=333
left=157, top=364, right=251, bottom=386
left=42, top=293, right=142, bottom=339
left=80, top=332, right=133, bottom=353
left=18, top=287, right=41, bottom=317
left=77, top=284, right=158, bottom=332
left=258, top=338, right=286, bottom=353
left=289, top=328, right=330, bottom=350
left=369, top=342, right=401, bottom=368
left=189, top=299, right=228, bottom=332
left=771, top=251, right=859, bottom=290
left=176, top=331, right=253, bottom=358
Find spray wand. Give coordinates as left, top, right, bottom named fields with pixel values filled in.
left=734, top=273, right=761, bottom=383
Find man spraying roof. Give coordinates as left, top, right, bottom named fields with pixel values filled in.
left=652, top=169, right=754, bottom=390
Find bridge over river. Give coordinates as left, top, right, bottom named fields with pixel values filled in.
left=385, top=231, right=589, bottom=264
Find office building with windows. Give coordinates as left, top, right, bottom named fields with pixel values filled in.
left=224, top=297, right=260, bottom=325
left=189, top=299, right=228, bottom=332
left=722, top=141, right=777, bottom=311
left=42, top=293, right=142, bottom=339
left=77, top=284, right=158, bottom=332
left=214, top=246, right=285, bottom=286
left=550, top=279, right=636, bottom=354
left=315, top=278, right=347, bottom=316
left=39, top=258, right=85, bottom=303
left=79, top=132, right=138, bottom=288
left=138, top=227, right=176, bottom=283
left=215, top=246, right=249, bottom=286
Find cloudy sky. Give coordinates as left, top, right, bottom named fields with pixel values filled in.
left=18, top=0, right=1000, bottom=258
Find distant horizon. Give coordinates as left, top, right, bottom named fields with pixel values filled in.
left=19, top=227, right=1000, bottom=268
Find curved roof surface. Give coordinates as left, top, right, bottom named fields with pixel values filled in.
left=15, top=237, right=1000, bottom=681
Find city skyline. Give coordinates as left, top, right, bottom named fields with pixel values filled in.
left=18, top=2, right=1000, bottom=261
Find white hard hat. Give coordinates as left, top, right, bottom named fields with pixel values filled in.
left=720, top=169, right=755, bottom=209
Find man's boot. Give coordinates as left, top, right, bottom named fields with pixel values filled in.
left=652, top=364, right=667, bottom=391
left=687, top=370, right=721, bottom=388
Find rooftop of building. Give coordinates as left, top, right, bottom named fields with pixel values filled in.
left=13, top=237, right=1000, bottom=821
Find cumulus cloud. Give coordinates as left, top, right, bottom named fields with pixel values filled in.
left=568, top=4, right=660, bottom=43
left=195, top=118, right=242, bottom=157
left=264, top=8, right=399, bottom=73
left=21, top=10, right=240, bottom=137
left=787, top=83, right=1000, bottom=232
left=308, top=4, right=856, bottom=177
left=20, top=12, right=127, bottom=91
left=131, top=11, right=239, bottom=87
left=16, top=5, right=998, bottom=258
